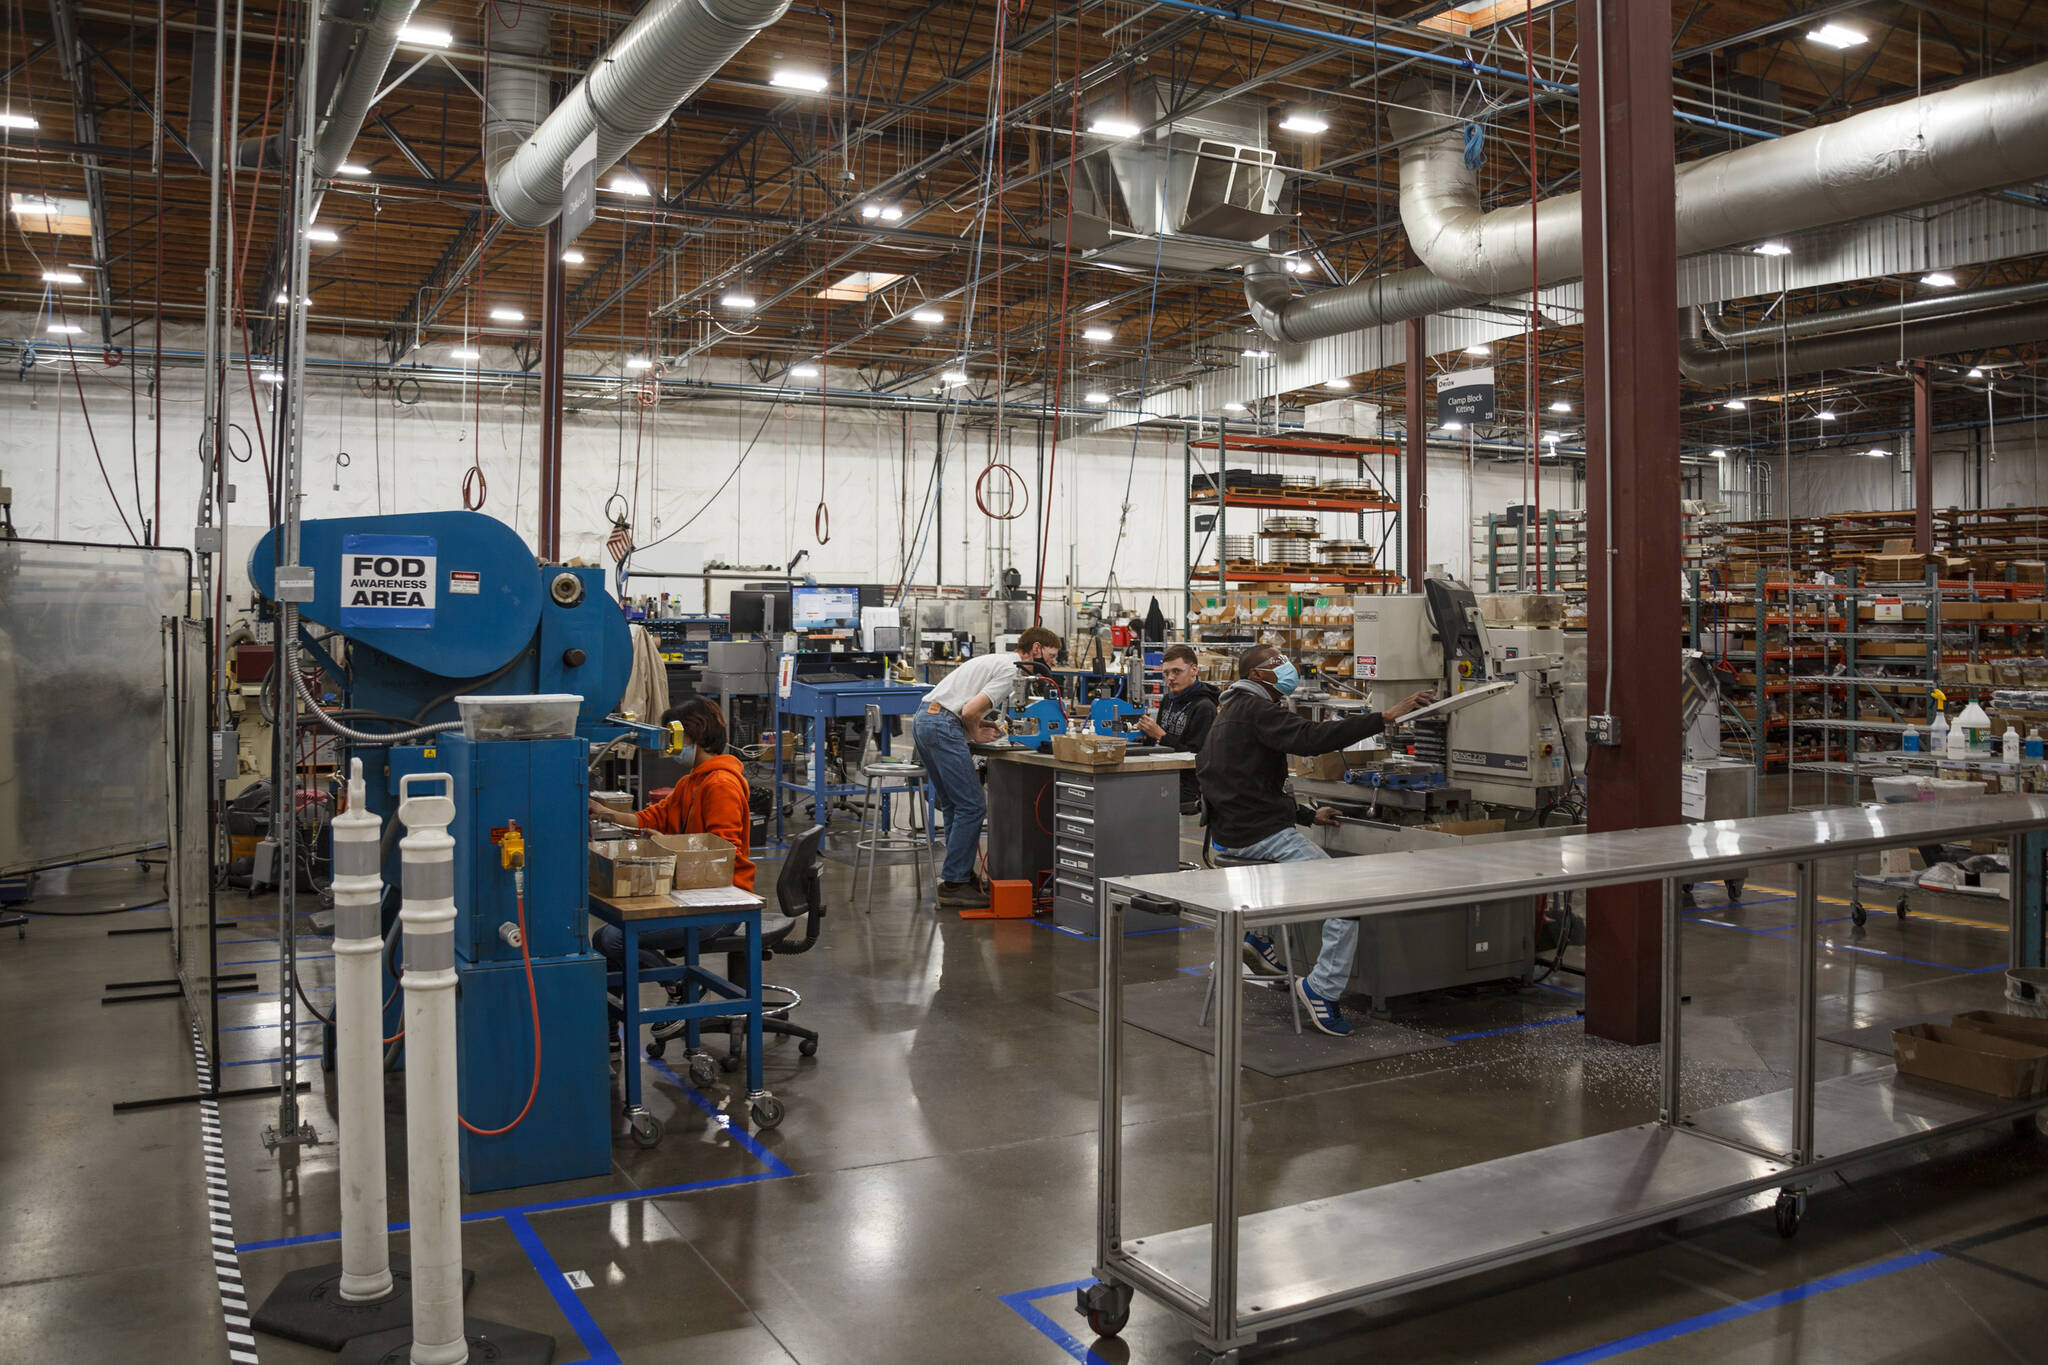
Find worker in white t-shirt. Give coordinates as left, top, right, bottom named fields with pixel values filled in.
left=912, top=625, right=1064, bottom=908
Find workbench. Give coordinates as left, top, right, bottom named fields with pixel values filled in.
left=1089, top=797, right=2048, bottom=1360
left=771, top=674, right=929, bottom=842
left=587, top=889, right=777, bottom=1147
left=982, top=747, right=1192, bottom=933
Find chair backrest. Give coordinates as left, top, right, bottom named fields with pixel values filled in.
left=774, top=824, right=828, bottom=953
left=862, top=703, right=884, bottom=768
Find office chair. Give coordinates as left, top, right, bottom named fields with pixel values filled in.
left=647, top=824, right=827, bottom=1074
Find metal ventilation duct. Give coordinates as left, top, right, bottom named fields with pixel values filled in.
left=484, top=0, right=792, bottom=229
left=1678, top=303, right=2048, bottom=385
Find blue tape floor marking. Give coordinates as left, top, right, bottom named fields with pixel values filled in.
left=1030, top=919, right=1199, bottom=942
left=505, top=1211, right=621, bottom=1365
left=1686, top=916, right=1993, bottom=973
left=1443, top=1014, right=1582, bottom=1043
left=999, top=1279, right=1120, bottom=1365
left=236, top=1054, right=795, bottom=1253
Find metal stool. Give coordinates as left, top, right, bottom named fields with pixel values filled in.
left=1198, top=848, right=1303, bottom=1035
left=852, top=703, right=935, bottom=907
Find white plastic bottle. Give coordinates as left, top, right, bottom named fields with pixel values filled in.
left=2005, top=724, right=2023, bottom=763
left=1929, top=707, right=1950, bottom=756
left=1946, top=715, right=1968, bottom=760
left=1958, top=699, right=1992, bottom=756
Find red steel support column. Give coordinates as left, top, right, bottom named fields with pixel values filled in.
left=1406, top=316, right=1428, bottom=585
left=537, top=220, right=567, bottom=560
left=1913, top=360, right=1934, bottom=554
left=1581, top=0, right=1681, bottom=1045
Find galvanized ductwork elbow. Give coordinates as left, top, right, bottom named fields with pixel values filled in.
left=312, top=0, right=423, bottom=179
left=483, top=4, right=552, bottom=210
left=1242, top=256, right=1484, bottom=347
left=485, top=0, right=793, bottom=229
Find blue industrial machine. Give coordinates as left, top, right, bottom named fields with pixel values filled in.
left=1001, top=695, right=1142, bottom=752
left=249, top=511, right=642, bottom=1193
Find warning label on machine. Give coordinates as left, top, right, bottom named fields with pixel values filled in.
left=339, top=534, right=437, bottom=629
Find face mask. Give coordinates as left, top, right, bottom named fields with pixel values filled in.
left=1269, top=660, right=1299, bottom=695
left=675, top=743, right=699, bottom=770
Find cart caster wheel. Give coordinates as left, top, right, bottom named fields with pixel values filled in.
left=1075, top=1281, right=1132, bottom=1339
left=798, top=1037, right=819, bottom=1057
left=1896, top=897, right=1910, bottom=921
left=1774, top=1189, right=1805, bottom=1239
left=750, top=1096, right=785, bottom=1129
left=1850, top=902, right=1868, bottom=928
left=687, top=1054, right=720, bottom=1088
left=628, top=1112, right=663, bottom=1149
left=645, top=1038, right=667, bottom=1061
left=1725, top=878, right=1745, bottom=902
left=721, top=1051, right=741, bottom=1073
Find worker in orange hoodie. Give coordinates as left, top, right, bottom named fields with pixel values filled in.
left=588, top=697, right=756, bottom=973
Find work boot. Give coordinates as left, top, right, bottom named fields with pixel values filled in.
left=938, top=879, right=989, bottom=909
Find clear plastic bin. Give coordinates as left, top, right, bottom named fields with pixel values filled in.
left=454, top=693, right=582, bottom=741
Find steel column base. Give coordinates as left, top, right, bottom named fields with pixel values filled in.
left=335, top=1318, right=555, bottom=1365
left=250, top=1257, right=466, bottom=1351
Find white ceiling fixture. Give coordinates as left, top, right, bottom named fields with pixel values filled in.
left=1443, top=420, right=1464, bottom=432
left=1082, top=326, right=1113, bottom=342
left=1549, top=400, right=1571, bottom=413
left=1278, top=111, right=1330, bottom=135
left=336, top=163, right=370, bottom=177
left=624, top=357, right=655, bottom=372
left=398, top=23, right=451, bottom=47
left=1464, top=343, right=1490, bottom=356
left=1807, top=22, right=1867, bottom=48
left=560, top=249, right=585, bottom=264
left=910, top=309, right=945, bottom=325
left=860, top=202, right=904, bottom=222
left=606, top=175, right=652, bottom=196
left=1753, top=241, right=1792, bottom=256
left=770, top=68, right=829, bottom=93
left=1816, top=409, right=1837, bottom=421
left=46, top=322, right=81, bottom=335
left=1710, top=448, right=1728, bottom=459
left=0, top=111, right=39, bottom=130
left=1222, top=401, right=1248, bottom=413
left=1242, top=348, right=1273, bottom=359
left=1921, top=272, right=1958, bottom=287
left=43, top=270, right=83, bottom=285
left=721, top=291, right=757, bottom=310
left=451, top=347, right=481, bottom=361
left=257, top=369, right=285, bottom=384
left=1725, top=398, right=1748, bottom=410
left=940, top=368, right=970, bottom=385
left=1087, top=117, right=1141, bottom=139
left=1283, top=257, right=1312, bottom=275
left=819, top=270, right=904, bottom=301
left=790, top=364, right=821, bottom=378
left=1968, top=366, right=1986, bottom=378
left=1325, top=378, right=1351, bottom=390
left=1084, top=391, right=1110, bottom=404
left=304, top=225, right=339, bottom=243
left=488, top=306, right=525, bottom=323
left=1867, top=447, right=1890, bottom=457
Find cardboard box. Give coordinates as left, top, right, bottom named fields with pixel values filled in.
left=1941, top=601, right=1991, bottom=622
left=1051, top=733, right=1127, bottom=767
left=1289, top=751, right=1348, bottom=781
left=1990, top=601, right=2042, bottom=622
left=1479, top=593, right=1566, bottom=626
left=2015, top=561, right=2047, bottom=584
left=589, top=840, right=677, bottom=899
left=590, top=789, right=636, bottom=813
left=1425, top=818, right=1508, bottom=837
left=1869, top=553, right=1928, bottom=580
left=1949, top=1009, right=2048, bottom=1049
left=1882, top=537, right=1915, bottom=554
left=646, top=832, right=737, bottom=890
left=1892, top=1022, right=2048, bottom=1099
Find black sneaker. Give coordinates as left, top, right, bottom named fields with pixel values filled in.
left=938, top=880, right=990, bottom=909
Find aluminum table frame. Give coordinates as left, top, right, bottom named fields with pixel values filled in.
left=1093, top=797, right=2048, bottom=1358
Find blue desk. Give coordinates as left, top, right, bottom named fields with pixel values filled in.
left=588, top=890, right=778, bottom=1145
left=772, top=676, right=930, bottom=842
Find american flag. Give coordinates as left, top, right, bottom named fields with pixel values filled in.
left=606, top=517, right=634, bottom=564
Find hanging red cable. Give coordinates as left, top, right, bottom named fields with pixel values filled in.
left=463, top=14, right=494, bottom=511
left=1525, top=0, right=1541, bottom=591
left=816, top=298, right=832, bottom=544
left=1032, top=0, right=1088, bottom=621
left=975, top=0, right=1025, bottom=525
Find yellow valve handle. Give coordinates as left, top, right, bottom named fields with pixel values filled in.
left=665, top=720, right=687, bottom=755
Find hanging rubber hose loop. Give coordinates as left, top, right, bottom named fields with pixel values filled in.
left=102, top=346, right=123, bottom=366
left=975, top=461, right=1028, bottom=520
left=461, top=463, right=487, bottom=510
left=814, top=501, right=831, bottom=545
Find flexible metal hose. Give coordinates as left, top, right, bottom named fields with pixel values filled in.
left=281, top=604, right=463, bottom=745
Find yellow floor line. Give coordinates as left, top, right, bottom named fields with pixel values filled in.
left=1746, top=883, right=2009, bottom=933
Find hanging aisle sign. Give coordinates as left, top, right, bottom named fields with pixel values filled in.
left=340, top=534, right=437, bottom=628
left=562, top=132, right=598, bottom=246
left=1436, top=367, right=1497, bottom=425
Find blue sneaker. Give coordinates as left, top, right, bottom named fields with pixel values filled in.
left=1294, top=979, right=1351, bottom=1036
left=1240, top=932, right=1287, bottom=977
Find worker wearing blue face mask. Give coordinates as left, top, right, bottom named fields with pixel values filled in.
left=1197, top=645, right=1431, bottom=1037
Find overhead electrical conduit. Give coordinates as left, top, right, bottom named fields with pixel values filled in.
left=1244, top=60, right=2048, bottom=345
left=1677, top=303, right=2048, bottom=386
left=484, top=0, right=793, bottom=229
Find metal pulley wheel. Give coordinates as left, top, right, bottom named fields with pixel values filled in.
left=1279, top=473, right=1319, bottom=490
left=1261, top=514, right=1320, bottom=536
left=1318, top=540, right=1376, bottom=566
left=1221, top=534, right=1258, bottom=561
left=1322, top=478, right=1377, bottom=496
left=1262, top=537, right=1314, bottom=564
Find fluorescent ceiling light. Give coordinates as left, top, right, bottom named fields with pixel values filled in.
left=879, top=205, right=902, bottom=222
left=43, top=270, right=83, bottom=284
left=1084, top=391, right=1111, bottom=404
left=1082, top=327, right=1113, bottom=342
left=1443, top=421, right=1463, bottom=432
left=791, top=364, right=821, bottom=378
left=940, top=369, right=970, bottom=384
left=1464, top=343, right=1490, bottom=356
left=1222, top=402, right=1247, bottom=413
left=1816, top=410, right=1837, bottom=421
left=10, top=193, right=91, bottom=235
left=860, top=203, right=881, bottom=220
left=1088, top=117, right=1141, bottom=139
left=488, top=306, right=525, bottom=322
left=721, top=292, right=757, bottom=310
left=1921, top=272, right=1957, bottom=287
left=1549, top=400, right=1571, bottom=413
left=1081, top=298, right=1114, bottom=313
left=624, top=357, right=655, bottom=372
left=1278, top=112, right=1330, bottom=135
left=819, top=269, right=904, bottom=302
left=1710, top=448, right=1727, bottom=459
left=1724, top=398, right=1747, bottom=410
left=304, top=225, right=339, bottom=243
left=770, top=68, right=829, bottom=93
left=910, top=309, right=945, bottom=324
left=337, top=163, right=370, bottom=177
left=1753, top=241, right=1791, bottom=256
left=1283, top=258, right=1311, bottom=275
left=451, top=347, right=480, bottom=361
left=398, top=23, right=451, bottom=46
left=0, top=111, right=39, bottom=130
left=606, top=175, right=651, bottom=196
left=1544, top=433, right=1561, bottom=445
left=1968, top=366, right=1986, bottom=378
left=1867, top=447, right=1890, bottom=457
left=1242, top=348, right=1272, bottom=359
left=1325, top=378, right=1351, bottom=389
left=46, top=323, right=81, bottom=335
left=1807, top=22, right=1867, bottom=48
left=560, top=249, right=585, bottom=264
left=257, top=369, right=285, bottom=384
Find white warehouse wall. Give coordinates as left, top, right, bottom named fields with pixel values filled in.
left=1782, top=414, right=2048, bottom=518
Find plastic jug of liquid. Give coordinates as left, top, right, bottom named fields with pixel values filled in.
left=1958, top=700, right=1992, bottom=755
left=1946, top=715, right=1969, bottom=760
left=1903, top=725, right=1921, bottom=754
left=1929, top=708, right=1950, bottom=756
left=2005, top=725, right=2023, bottom=763
left=2029, top=726, right=2045, bottom=761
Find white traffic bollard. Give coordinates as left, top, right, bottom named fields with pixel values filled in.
left=335, top=758, right=395, bottom=1304
left=250, top=758, right=416, bottom=1351
left=397, top=772, right=467, bottom=1365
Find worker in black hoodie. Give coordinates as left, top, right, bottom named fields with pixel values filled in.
left=1197, top=644, right=1432, bottom=1037
left=1136, top=643, right=1219, bottom=814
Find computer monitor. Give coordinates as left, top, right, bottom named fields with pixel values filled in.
left=791, top=585, right=861, bottom=631
left=728, top=590, right=785, bottom=636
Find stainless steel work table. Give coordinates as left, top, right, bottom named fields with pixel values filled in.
left=1085, top=796, right=2048, bottom=1359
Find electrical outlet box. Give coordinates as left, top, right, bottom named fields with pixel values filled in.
left=194, top=526, right=224, bottom=554
left=274, top=565, right=316, bottom=602
left=252, top=838, right=279, bottom=889
left=1588, top=714, right=1620, bottom=746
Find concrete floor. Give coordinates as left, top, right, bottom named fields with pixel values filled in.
left=4, top=840, right=2048, bottom=1365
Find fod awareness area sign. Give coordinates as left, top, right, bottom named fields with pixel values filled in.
left=340, top=534, right=436, bottom=629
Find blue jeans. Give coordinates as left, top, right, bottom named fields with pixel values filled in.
left=1213, top=825, right=1357, bottom=1000
left=912, top=708, right=983, bottom=883
left=594, top=922, right=740, bottom=973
